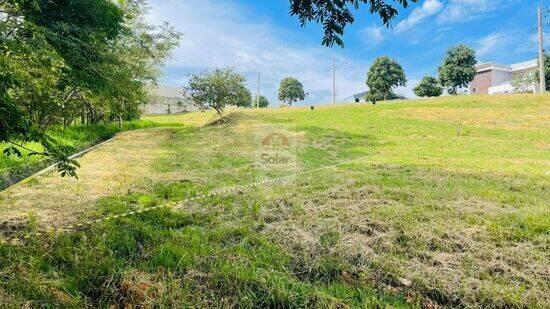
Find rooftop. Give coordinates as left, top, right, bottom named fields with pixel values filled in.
left=476, top=59, right=538, bottom=72
left=148, top=85, right=185, bottom=98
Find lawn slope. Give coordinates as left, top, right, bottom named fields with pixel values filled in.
left=0, top=94, right=548, bottom=307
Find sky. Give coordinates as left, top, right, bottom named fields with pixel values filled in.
left=146, top=0, right=549, bottom=106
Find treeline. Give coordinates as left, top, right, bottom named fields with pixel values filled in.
left=1, top=0, right=180, bottom=176
left=363, top=44, right=478, bottom=104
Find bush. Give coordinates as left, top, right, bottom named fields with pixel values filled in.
left=414, top=76, right=443, bottom=97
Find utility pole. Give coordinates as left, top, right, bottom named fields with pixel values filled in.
left=256, top=72, right=261, bottom=108
left=538, top=6, right=546, bottom=93
left=332, top=56, right=336, bottom=104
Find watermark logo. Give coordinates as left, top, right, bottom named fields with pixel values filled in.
left=255, top=126, right=297, bottom=171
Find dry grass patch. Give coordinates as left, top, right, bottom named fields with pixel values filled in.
left=0, top=128, right=175, bottom=230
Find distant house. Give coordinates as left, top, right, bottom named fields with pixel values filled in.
left=353, top=91, right=369, bottom=102
left=470, top=59, right=539, bottom=95
left=143, top=85, right=196, bottom=115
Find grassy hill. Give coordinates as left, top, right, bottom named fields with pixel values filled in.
left=0, top=94, right=548, bottom=307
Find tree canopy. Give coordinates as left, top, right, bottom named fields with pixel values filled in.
left=438, top=45, right=477, bottom=95
left=185, top=68, right=252, bottom=118
left=414, top=76, right=443, bottom=97
left=278, top=77, right=306, bottom=106
left=255, top=95, right=270, bottom=108
left=289, top=0, right=418, bottom=46
left=1, top=0, right=180, bottom=177
left=366, top=56, right=406, bottom=101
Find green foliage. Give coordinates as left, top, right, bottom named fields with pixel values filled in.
left=255, top=95, right=270, bottom=108
left=366, top=56, right=407, bottom=101
left=0, top=0, right=180, bottom=177
left=414, top=76, right=443, bottom=97
left=534, top=54, right=550, bottom=91
left=364, top=91, right=385, bottom=105
left=278, top=77, right=306, bottom=106
left=185, top=68, right=252, bottom=117
left=511, top=72, right=537, bottom=93
left=288, top=0, right=418, bottom=47
left=438, top=44, right=477, bottom=95
left=0, top=120, right=160, bottom=188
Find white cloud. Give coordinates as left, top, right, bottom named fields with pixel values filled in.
left=360, top=25, right=385, bottom=46
left=146, top=0, right=367, bottom=105
left=436, top=0, right=512, bottom=24
left=395, top=0, right=443, bottom=32
left=476, top=32, right=509, bottom=58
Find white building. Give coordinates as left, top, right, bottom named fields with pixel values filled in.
left=470, top=59, right=539, bottom=95
left=143, top=85, right=197, bottom=115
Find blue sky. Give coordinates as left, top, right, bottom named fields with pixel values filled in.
left=147, top=0, right=548, bottom=105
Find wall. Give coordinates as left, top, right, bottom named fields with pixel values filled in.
left=141, top=96, right=197, bottom=115
left=492, top=69, right=513, bottom=86
left=470, top=70, right=492, bottom=94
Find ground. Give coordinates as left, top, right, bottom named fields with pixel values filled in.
left=0, top=94, right=548, bottom=307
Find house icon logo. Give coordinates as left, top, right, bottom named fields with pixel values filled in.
left=261, top=133, right=290, bottom=148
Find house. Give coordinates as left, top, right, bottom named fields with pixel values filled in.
left=143, top=85, right=196, bottom=114
left=353, top=91, right=369, bottom=102
left=470, top=59, right=539, bottom=95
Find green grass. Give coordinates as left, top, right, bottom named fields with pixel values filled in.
left=0, top=120, right=161, bottom=188
left=0, top=94, right=548, bottom=307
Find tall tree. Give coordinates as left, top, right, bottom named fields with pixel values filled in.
left=438, top=45, right=477, bottom=95
left=289, top=0, right=419, bottom=46
left=278, top=77, right=306, bottom=106
left=366, top=56, right=407, bottom=101
left=1, top=0, right=125, bottom=177
left=0, top=0, right=180, bottom=176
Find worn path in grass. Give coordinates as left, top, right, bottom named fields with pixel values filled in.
left=0, top=128, right=178, bottom=229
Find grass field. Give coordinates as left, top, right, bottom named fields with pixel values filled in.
left=0, top=120, right=160, bottom=189
left=0, top=94, right=548, bottom=307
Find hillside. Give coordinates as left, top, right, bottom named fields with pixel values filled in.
left=0, top=94, right=548, bottom=307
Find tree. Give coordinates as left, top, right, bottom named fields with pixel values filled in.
left=255, top=95, right=270, bottom=108
left=278, top=77, right=306, bottom=106
left=365, top=91, right=384, bottom=105
left=0, top=0, right=180, bottom=177
left=534, top=53, right=550, bottom=91
left=414, top=76, right=443, bottom=97
left=289, top=0, right=419, bottom=46
left=185, top=68, right=252, bottom=119
left=438, top=45, right=477, bottom=95
left=366, top=56, right=407, bottom=101
left=512, top=73, right=537, bottom=93
left=1, top=0, right=125, bottom=177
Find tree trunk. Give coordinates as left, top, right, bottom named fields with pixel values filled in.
left=118, top=99, right=125, bottom=129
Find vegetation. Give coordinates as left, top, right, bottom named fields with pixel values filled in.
left=366, top=56, right=407, bottom=101
left=364, top=91, right=385, bottom=105
left=288, top=0, right=419, bottom=46
left=255, top=95, right=270, bottom=108
left=1, top=94, right=548, bottom=307
left=414, top=76, right=443, bottom=97
left=0, top=0, right=180, bottom=176
left=535, top=53, right=550, bottom=91
left=278, top=77, right=306, bottom=106
left=0, top=120, right=159, bottom=189
left=511, top=72, right=537, bottom=93
left=185, top=68, right=252, bottom=119
left=438, top=44, right=477, bottom=95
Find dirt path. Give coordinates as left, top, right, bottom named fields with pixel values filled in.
left=0, top=128, right=174, bottom=229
